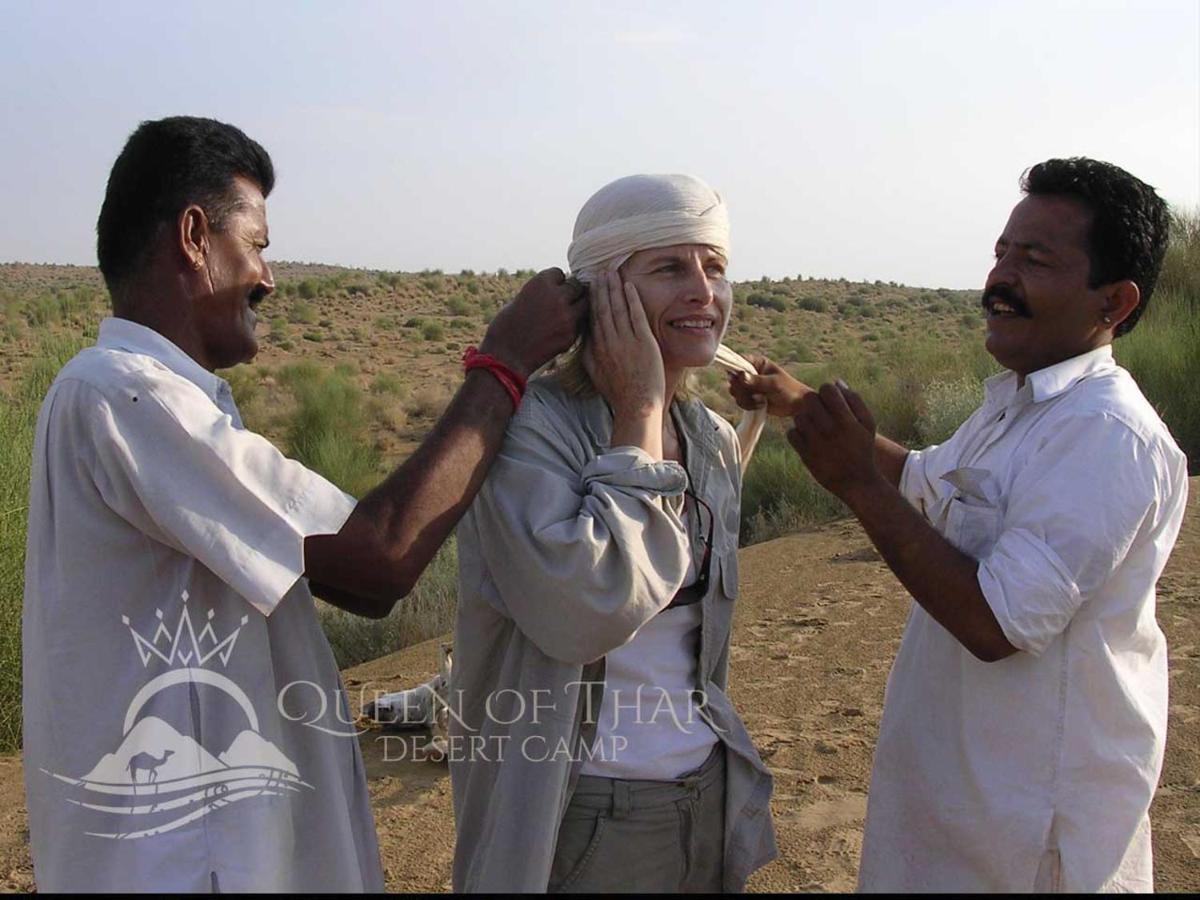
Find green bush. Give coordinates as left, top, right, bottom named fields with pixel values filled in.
left=289, top=299, right=318, bottom=324
left=796, top=296, right=829, bottom=313
left=422, top=322, right=445, bottom=342
left=747, top=292, right=788, bottom=312
left=740, top=426, right=846, bottom=544
left=1, top=334, right=91, bottom=751
left=370, top=372, right=406, bottom=396
left=917, top=374, right=986, bottom=445
left=1115, top=209, right=1200, bottom=472
left=280, top=363, right=382, bottom=497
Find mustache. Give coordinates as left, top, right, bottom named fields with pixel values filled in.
left=981, top=285, right=1031, bottom=317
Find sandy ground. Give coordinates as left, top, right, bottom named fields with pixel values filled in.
left=2, top=478, right=1197, bottom=892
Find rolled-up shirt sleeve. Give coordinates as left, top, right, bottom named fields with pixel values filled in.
left=977, top=413, right=1161, bottom=655
left=465, top=396, right=690, bottom=665
left=74, top=374, right=355, bottom=617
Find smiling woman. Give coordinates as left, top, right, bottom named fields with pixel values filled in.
left=448, top=174, right=778, bottom=893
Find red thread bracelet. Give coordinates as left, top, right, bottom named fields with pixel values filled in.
left=463, top=346, right=526, bottom=411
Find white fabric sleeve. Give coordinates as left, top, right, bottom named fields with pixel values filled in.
left=977, top=413, right=1161, bottom=656
left=76, top=375, right=355, bottom=616
left=464, top=397, right=691, bottom=665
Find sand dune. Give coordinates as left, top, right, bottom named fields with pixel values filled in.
left=2, top=478, right=1197, bottom=891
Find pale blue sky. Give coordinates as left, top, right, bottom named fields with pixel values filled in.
left=2, top=0, right=1197, bottom=288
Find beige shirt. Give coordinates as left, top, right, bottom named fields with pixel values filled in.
left=449, top=377, right=777, bottom=892
left=859, top=346, right=1188, bottom=892
left=23, top=318, right=383, bottom=892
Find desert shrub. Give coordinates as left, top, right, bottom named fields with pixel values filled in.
left=796, top=296, right=829, bottom=313
left=740, top=426, right=845, bottom=544
left=747, top=292, right=788, bottom=312
left=421, top=322, right=445, bottom=342
left=409, top=383, right=453, bottom=419
left=1115, top=209, right=1200, bottom=471
left=0, top=333, right=91, bottom=751
left=289, top=299, right=318, bottom=324
left=917, top=374, right=986, bottom=445
left=446, top=295, right=471, bottom=316
left=280, top=363, right=382, bottom=497
left=771, top=337, right=816, bottom=364
left=370, top=372, right=407, bottom=397
left=297, top=279, right=318, bottom=299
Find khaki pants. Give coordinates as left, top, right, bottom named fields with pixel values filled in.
left=549, top=745, right=726, bottom=893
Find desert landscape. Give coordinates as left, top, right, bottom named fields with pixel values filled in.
left=1, top=260, right=1196, bottom=891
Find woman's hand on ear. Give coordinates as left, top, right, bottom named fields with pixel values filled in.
left=584, top=270, right=666, bottom=459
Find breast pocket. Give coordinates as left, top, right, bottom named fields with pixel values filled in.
left=945, top=498, right=1003, bottom=560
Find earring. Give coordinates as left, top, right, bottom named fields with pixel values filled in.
left=193, top=257, right=204, bottom=270
left=1102, top=314, right=1113, bottom=324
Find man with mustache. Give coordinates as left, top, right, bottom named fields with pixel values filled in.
left=730, top=157, right=1187, bottom=891
left=22, top=116, right=585, bottom=891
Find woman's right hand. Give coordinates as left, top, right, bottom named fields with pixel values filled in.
left=583, top=269, right=666, bottom=459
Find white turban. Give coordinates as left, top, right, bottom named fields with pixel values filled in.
left=567, top=173, right=763, bottom=472
left=567, top=173, right=730, bottom=279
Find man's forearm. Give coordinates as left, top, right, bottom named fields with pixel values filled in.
left=874, top=434, right=909, bottom=488
left=306, top=370, right=518, bottom=614
left=841, top=476, right=1016, bottom=662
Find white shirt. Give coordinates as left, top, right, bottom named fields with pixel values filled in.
left=581, top=603, right=719, bottom=780
left=858, top=346, right=1188, bottom=893
left=22, top=318, right=384, bottom=892
left=582, top=501, right=718, bottom=780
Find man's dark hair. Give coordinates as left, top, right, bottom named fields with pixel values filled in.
left=1020, top=157, right=1169, bottom=336
left=96, top=116, right=275, bottom=293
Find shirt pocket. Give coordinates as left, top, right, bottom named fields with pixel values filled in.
left=944, top=497, right=1003, bottom=560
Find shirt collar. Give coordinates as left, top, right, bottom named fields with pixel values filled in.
left=96, top=317, right=229, bottom=403
left=982, top=345, right=1116, bottom=408
left=1026, top=345, right=1115, bottom=403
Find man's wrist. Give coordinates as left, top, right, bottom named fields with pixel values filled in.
left=838, top=473, right=893, bottom=516
left=475, top=336, right=533, bottom=380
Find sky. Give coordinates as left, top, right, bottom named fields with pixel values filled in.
left=1, top=0, right=1197, bottom=289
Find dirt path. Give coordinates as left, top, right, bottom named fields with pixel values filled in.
left=3, top=479, right=1198, bottom=892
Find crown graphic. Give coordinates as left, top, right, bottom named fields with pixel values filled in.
left=122, top=591, right=248, bottom=668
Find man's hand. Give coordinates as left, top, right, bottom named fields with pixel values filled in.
left=728, top=355, right=816, bottom=417
left=478, top=267, right=587, bottom=378
left=583, top=270, right=666, bottom=458
left=788, top=381, right=882, bottom=501
left=782, top=380, right=1015, bottom=662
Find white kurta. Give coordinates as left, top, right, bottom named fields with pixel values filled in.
left=22, top=318, right=384, bottom=892
left=858, top=346, right=1188, bottom=892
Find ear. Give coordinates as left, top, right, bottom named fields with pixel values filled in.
left=1102, top=280, right=1140, bottom=331
left=177, top=204, right=211, bottom=272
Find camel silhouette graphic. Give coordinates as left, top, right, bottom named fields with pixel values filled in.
left=127, top=749, right=175, bottom=783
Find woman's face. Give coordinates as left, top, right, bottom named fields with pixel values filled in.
left=617, top=243, right=732, bottom=374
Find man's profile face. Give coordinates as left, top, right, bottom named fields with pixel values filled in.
left=194, top=175, right=274, bottom=370
left=982, top=194, right=1112, bottom=379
